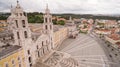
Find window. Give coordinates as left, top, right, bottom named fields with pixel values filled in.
left=18, top=57, right=20, bottom=61
left=19, top=63, right=21, bottom=67
left=38, top=51, right=40, bottom=57
left=28, top=57, right=32, bottom=63
left=107, top=44, right=110, bottom=47
left=37, top=45, right=39, bottom=49
left=109, top=55, right=112, bottom=57
left=27, top=50, right=30, bottom=55
left=20, top=13, right=22, bottom=16
left=50, top=25, right=52, bottom=30
left=5, top=63, right=8, bottom=67
left=11, top=36, right=14, bottom=39
left=22, top=20, right=25, bottom=28
left=43, top=48, right=45, bottom=54
left=45, top=25, right=47, bottom=30
left=42, top=41, right=44, bottom=46
left=15, top=20, right=18, bottom=28
left=11, top=60, right=15, bottom=67
left=12, top=60, right=14, bottom=64
left=16, top=13, right=18, bottom=16
left=24, top=31, right=28, bottom=38
left=17, top=32, right=20, bottom=39
left=3, top=38, right=5, bottom=40
left=30, top=64, right=32, bottom=67
left=115, top=54, right=118, bottom=56
left=45, top=18, right=47, bottom=22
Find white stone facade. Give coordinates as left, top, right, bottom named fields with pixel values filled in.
left=6, top=1, right=79, bottom=67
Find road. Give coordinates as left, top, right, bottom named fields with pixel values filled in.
left=58, top=34, right=118, bottom=67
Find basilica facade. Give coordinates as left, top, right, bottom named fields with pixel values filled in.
left=0, top=1, right=79, bottom=67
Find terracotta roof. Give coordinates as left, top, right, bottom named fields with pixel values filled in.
left=0, top=20, right=7, bottom=22
left=108, top=34, right=120, bottom=40
left=98, top=29, right=110, bottom=32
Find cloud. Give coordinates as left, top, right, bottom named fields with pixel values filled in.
left=0, top=1, right=10, bottom=10
left=0, top=0, right=120, bottom=14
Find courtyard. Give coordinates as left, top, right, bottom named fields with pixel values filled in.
left=58, top=34, right=117, bottom=67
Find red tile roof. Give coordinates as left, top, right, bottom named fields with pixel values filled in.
left=108, top=34, right=120, bottom=40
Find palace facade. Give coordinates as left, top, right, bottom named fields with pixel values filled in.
left=0, top=1, right=79, bottom=67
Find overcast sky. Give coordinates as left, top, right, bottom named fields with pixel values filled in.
left=0, top=0, right=120, bottom=14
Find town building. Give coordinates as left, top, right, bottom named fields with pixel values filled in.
left=65, top=16, right=79, bottom=38
left=53, top=25, right=68, bottom=48
left=104, top=20, right=118, bottom=28
left=0, top=45, right=26, bottom=67
left=105, top=34, right=120, bottom=44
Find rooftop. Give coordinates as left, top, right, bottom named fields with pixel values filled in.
left=29, top=23, right=43, bottom=33
left=0, top=45, right=22, bottom=60
left=53, top=25, right=65, bottom=32
left=108, top=34, right=120, bottom=40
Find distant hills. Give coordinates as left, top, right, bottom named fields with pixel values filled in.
left=52, top=14, right=120, bottom=20
left=0, top=12, right=120, bottom=21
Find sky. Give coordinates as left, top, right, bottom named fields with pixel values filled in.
left=0, top=0, right=120, bottom=14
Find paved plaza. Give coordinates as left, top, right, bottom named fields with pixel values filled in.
left=58, top=34, right=118, bottom=67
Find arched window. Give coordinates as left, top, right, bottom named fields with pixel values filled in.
left=15, top=20, right=18, bottom=28
left=20, top=13, right=22, bottom=16
left=28, top=57, right=32, bottom=63
left=5, top=63, right=8, bottom=67
left=27, top=50, right=30, bottom=55
left=50, top=25, right=52, bottom=30
left=38, top=51, right=40, bottom=57
left=12, top=60, right=14, bottom=64
left=24, top=31, right=27, bottom=38
left=37, top=45, right=39, bottom=49
left=17, top=32, right=20, bottom=39
left=18, top=57, right=20, bottom=61
left=11, top=36, right=14, bottom=39
left=22, top=20, right=25, bottom=28
left=45, top=25, right=47, bottom=30
left=42, top=41, right=44, bottom=46
left=19, top=64, right=21, bottom=67
left=45, top=18, right=47, bottom=22
left=43, top=48, right=45, bottom=54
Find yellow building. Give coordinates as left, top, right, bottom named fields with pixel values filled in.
left=0, top=20, right=7, bottom=32
left=0, top=45, right=26, bottom=67
left=53, top=26, right=68, bottom=47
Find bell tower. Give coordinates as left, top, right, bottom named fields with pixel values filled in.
left=7, top=0, right=31, bottom=46
left=43, top=4, right=54, bottom=49
left=43, top=4, right=53, bottom=33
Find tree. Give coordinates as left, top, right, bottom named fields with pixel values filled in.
left=27, top=13, right=43, bottom=23
left=57, top=20, right=65, bottom=25
left=53, top=18, right=57, bottom=25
